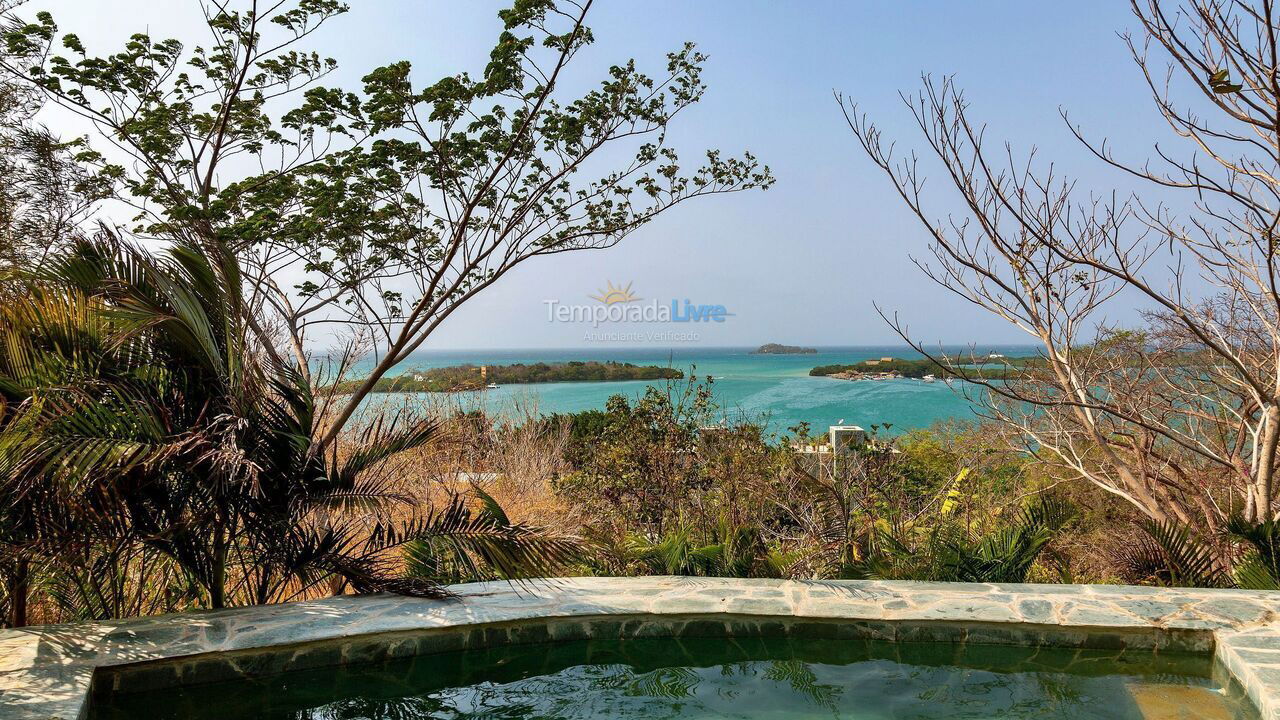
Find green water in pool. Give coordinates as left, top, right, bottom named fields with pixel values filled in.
left=91, top=635, right=1258, bottom=719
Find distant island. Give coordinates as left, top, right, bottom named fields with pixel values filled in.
left=753, top=343, right=817, bottom=355
left=810, top=354, right=1030, bottom=381
left=332, top=361, right=683, bottom=393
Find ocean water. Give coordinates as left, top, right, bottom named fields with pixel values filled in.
left=348, top=345, right=1035, bottom=435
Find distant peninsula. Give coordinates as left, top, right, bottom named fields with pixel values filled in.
left=810, top=354, right=1030, bottom=380
left=753, top=343, right=817, bottom=355
left=332, top=361, right=683, bottom=393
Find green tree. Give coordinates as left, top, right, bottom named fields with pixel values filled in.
left=1, top=1, right=772, bottom=447
left=0, top=11, right=107, bottom=286
left=556, top=379, right=715, bottom=534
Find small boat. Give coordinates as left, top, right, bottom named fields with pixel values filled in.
left=486, top=383, right=499, bottom=389
left=922, top=374, right=936, bottom=382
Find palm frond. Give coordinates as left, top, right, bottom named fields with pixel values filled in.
left=1234, top=553, right=1280, bottom=591
left=401, top=493, right=579, bottom=586
left=1226, top=516, right=1280, bottom=590
left=1123, top=519, right=1230, bottom=588
left=335, top=415, right=439, bottom=486
left=470, top=484, right=511, bottom=525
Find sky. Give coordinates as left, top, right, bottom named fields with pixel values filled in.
left=20, top=1, right=1184, bottom=349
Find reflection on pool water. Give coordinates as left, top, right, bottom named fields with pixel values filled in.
left=93, top=635, right=1258, bottom=720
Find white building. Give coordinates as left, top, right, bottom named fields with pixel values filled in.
left=828, top=425, right=867, bottom=453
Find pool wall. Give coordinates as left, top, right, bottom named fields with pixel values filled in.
left=2, top=577, right=1279, bottom=719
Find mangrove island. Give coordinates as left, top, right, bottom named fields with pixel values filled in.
left=333, top=361, right=684, bottom=393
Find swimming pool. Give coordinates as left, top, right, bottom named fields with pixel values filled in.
left=90, top=632, right=1255, bottom=719
left=10, top=578, right=1280, bottom=720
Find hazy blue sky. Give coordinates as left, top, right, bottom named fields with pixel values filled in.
left=24, top=1, right=1179, bottom=349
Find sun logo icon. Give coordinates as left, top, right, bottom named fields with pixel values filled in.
left=590, top=280, right=640, bottom=305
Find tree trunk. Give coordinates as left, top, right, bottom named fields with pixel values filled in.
left=210, top=524, right=227, bottom=609
left=8, top=559, right=29, bottom=627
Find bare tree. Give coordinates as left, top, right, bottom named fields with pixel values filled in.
left=842, top=0, right=1280, bottom=529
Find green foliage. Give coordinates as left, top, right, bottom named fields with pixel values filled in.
left=1122, top=520, right=1230, bottom=588
left=552, top=407, right=612, bottom=468
left=0, top=128, right=108, bottom=276
left=847, top=496, right=1074, bottom=583
left=41, top=542, right=197, bottom=622
left=1125, top=516, right=1280, bottom=590
left=554, top=378, right=717, bottom=532
left=0, top=0, right=761, bottom=620
left=552, top=376, right=1080, bottom=586
left=583, top=520, right=784, bottom=579
left=3, top=2, right=349, bottom=237
left=1, top=235, right=421, bottom=606
left=1227, top=517, right=1280, bottom=590
left=1234, top=553, right=1280, bottom=591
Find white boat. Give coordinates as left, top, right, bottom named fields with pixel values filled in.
left=486, top=383, right=499, bottom=389
left=922, top=374, right=936, bottom=382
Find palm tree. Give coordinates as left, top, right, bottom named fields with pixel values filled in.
left=1123, top=516, right=1280, bottom=590
left=0, top=233, right=574, bottom=618
left=1227, top=517, right=1280, bottom=590
left=0, top=275, right=111, bottom=624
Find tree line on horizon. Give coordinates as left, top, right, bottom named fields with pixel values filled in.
left=331, top=361, right=683, bottom=393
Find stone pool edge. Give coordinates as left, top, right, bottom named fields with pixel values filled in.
left=1, top=577, right=1278, bottom=719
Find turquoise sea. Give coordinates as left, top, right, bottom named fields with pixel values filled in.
left=354, top=345, right=1036, bottom=435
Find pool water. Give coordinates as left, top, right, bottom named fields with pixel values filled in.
left=93, top=635, right=1258, bottom=719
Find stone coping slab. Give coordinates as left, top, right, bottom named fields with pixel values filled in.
left=0, top=577, right=1278, bottom=719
